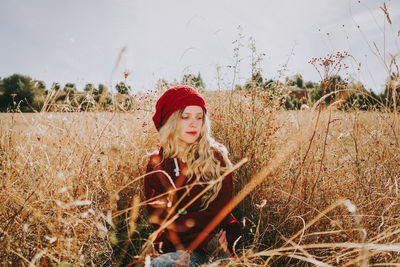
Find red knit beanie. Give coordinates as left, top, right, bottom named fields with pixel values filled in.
left=152, top=85, right=207, bottom=131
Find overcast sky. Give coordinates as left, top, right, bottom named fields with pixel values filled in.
left=0, top=0, right=399, bottom=93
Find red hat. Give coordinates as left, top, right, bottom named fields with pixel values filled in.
left=152, top=85, right=207, bottom=131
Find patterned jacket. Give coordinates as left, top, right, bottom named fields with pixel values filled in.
left=144, top=148, right=242, bottom=254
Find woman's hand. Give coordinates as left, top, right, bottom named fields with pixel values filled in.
left=218, top=230, right=230, bottom=255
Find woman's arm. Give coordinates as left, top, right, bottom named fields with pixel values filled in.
left=144, top=155, right=190, bottom=232
left=173, top=172, right=234, bottom=231
left=176, top=172, right=242, bottom=253
left=144, top=155, right=173, bottom=227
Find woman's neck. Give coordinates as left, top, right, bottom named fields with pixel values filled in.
left=176, top=140, right=197, bottom=163
left=176, top=140, right=188, bottom=156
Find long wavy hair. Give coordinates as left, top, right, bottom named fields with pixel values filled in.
left=159, top=108, right=232, bottom=210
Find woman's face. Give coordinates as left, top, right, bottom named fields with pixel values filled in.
left=178, top=105, right=204, bottom=145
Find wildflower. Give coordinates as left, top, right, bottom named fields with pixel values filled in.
left=124, top=71, right=130, bottom=79
left=344, top=200, right=356, bottom=213
left=45, top=236, right=57, bottom=244
left=255, top=199, right=267, bottom=208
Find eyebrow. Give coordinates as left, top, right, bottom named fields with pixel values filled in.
left=182, top=112, right=203, bottom=115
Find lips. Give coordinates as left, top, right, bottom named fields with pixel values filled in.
left=186, top=131, right=197, bottom=136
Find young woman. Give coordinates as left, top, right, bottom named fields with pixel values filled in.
left=143, top=85, right=241, bottom=266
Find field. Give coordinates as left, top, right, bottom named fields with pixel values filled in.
left=1, top=89, right=399, bottom=266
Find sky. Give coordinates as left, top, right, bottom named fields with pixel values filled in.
left=0, top=0, right=399, bottom=93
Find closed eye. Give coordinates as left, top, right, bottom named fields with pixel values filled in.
left=181, top=114, right=203, bottom=120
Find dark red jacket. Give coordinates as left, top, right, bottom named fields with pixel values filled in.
left=144, top=149, right=242, bottom=254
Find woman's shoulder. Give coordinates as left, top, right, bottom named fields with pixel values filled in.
left=210, top=142, right=230, bottom=163
left=147, top=149, right=163, bottom=167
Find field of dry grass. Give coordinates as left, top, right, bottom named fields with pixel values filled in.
left=1, top=89, right=399, bottom=266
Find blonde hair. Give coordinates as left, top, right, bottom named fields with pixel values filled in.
left=159, top=108, right=232, bottom=209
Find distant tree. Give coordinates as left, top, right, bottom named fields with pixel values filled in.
left=334, top=81, right=386, bottom=111
left=0, top=78, right=3, bottom=94
left=368, top=89, right=384, bottom=109
left=339, top=82, right=367, bottom=110
left=52, top=82, right=61, bottom=91
left=380, top=72, right=400, bottom=109
left=285, top=77, right=296, bottom=87
left=264, top=78, right=274, bottom=88
left=84, top=83, right=92, bottom=92
left=115, top=82, right=131, bottom=95
left=310, top=75, right=347, bottom=104
left=305, top=81, right=317, bottom=89
left=98, top=84, right=107, bottom=95
left=96, top=84, right=109, bottom=109
left=36, top=80, right=46, bottom=91
left=84, top=83, right=98, bottom=94
left=294, top=74, right=304, bottom=89
left=181, top=73, right=205, bottom=90
left=251, top=71, right=263, bottom=87
left=285, top=96, right=302, bottom=110
left=234, top=84, right=242, bottom=91
left=310, top=84, right=323, bottom=103
left=345, top=92, right=373, bottom=110
left=63, top=83, right=77, bottom=95
left=263, top=78, right=276, bottom=93
left=243, top=71, right=264, bottom=91
left=155, top=79, right=170, bottom=92
left=0, top=73, right=44, bottom=112
left=284, top=74, right=304, bottom=89
left=310, top=84, right=322, bottom=103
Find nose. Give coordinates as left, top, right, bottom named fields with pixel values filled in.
left=189, top=118, right=199, bottom=127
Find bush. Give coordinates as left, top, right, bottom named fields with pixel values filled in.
left=0, top=74, right=45, bottom=112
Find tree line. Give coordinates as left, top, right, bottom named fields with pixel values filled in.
left=0, top=74, right=134, bottom=112
left=238, top=71, right=400, bottom=111
left=0, top=72, right=398, bottom=112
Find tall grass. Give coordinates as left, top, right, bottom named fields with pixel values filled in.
left=1, top=3, right=400, bottom=265
left=1, top=83, right=400, bottom=265
left=0, top=111, right=157, bottom=265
